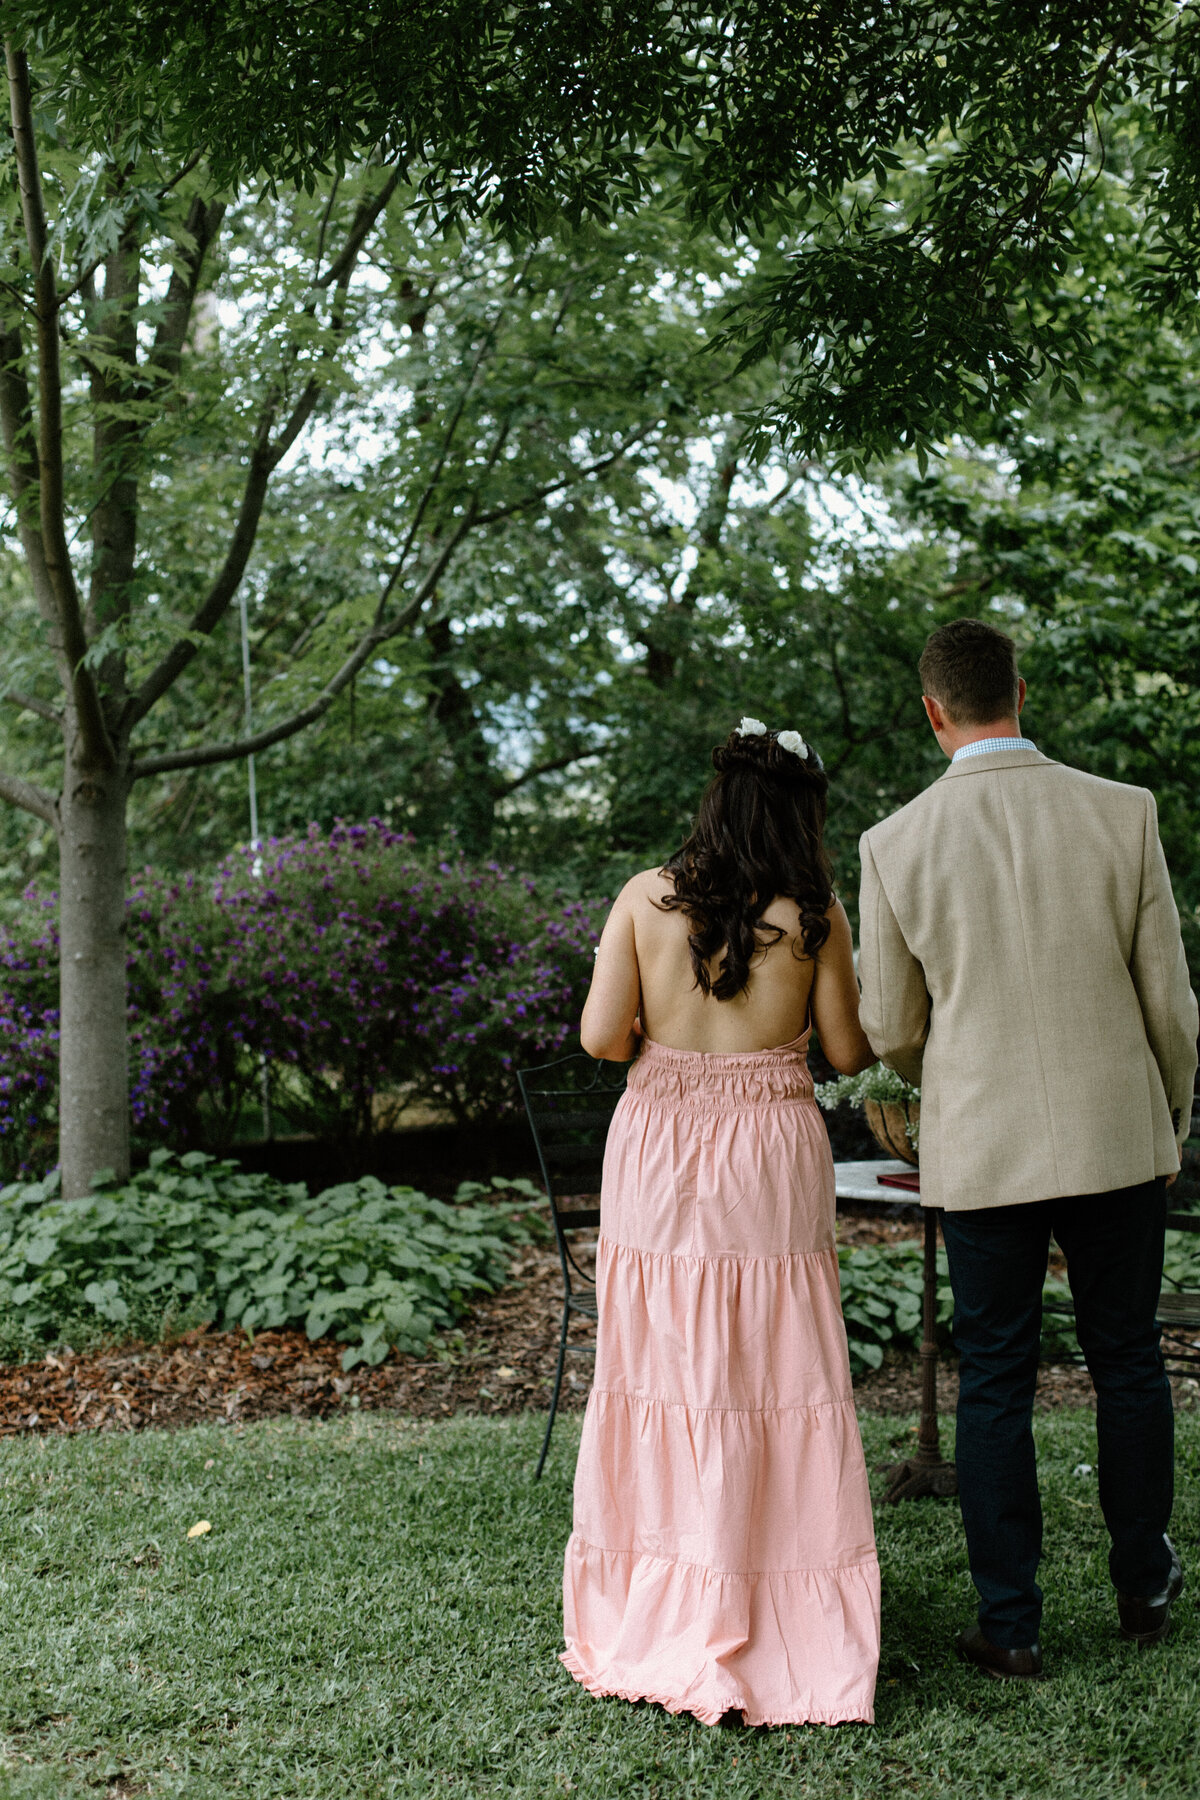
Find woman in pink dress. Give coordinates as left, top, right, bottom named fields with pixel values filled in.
left=562, top=718, right=881, bottom=1728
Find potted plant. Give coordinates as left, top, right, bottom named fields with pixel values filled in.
left=815, top=1065, right=920, bottom=1166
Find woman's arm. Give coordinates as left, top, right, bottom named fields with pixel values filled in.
left=580, top=882, right=643, bottom=1061
left=810, top=900, right=876, bottom=1075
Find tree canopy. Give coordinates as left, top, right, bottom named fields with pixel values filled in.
left=15, top=1, right=1200, bottom=466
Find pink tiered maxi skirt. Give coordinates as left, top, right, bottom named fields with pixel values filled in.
left=561, top=1031, right=880, bottom=1727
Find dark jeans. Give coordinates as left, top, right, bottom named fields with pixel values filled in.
left=940, top=1179, right=1174, bottom=1649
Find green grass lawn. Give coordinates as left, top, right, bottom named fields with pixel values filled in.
left=0, top=1409, right=1196, bottom=1800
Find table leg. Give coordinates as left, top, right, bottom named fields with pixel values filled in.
left=880, top=1205, right=958, bottom=1503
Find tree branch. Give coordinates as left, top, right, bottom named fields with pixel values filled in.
left=125, top=171, right=399, bottom=731
left=314, top=173, right=341, bottom=280
left=370, top=245, right=544, bottom=620
left=123, top=416, right=276, bottom=728
left=2, top=688, right=61, bottom=725
left=470, top=420, right=659, bottom=528
left=313, top=168, right=400, bottom=291
left=495, top=746, right=597, bottom=798
left=5, top=43, right=113, bottom=768
left=149, top=195, right=226, bottom=385
left=55, top=254, right=107, bottom=317
left=0, top=766, right=56, bottom=825
left=825, top=616, right=856, bottom=746
left=0, top=316, right=58, bottom=621
left=129, top=624, right=390, bottom=778
left=371, top=500, right=480, bottom=640
left=157, top=146, right=205, bottom=199
left=936, top=574, right=995, bottom=602
left=85, top=208, right=144, bottom=721
left=130, top=495, right=479, bottom=780
left=373, top=326, right=506, bottom=618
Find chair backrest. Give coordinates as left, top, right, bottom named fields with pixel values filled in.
left=517, top=1052, right=629, bottom=1232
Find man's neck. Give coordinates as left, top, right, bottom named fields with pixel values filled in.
left=947, top=718, right=1022, bottom=756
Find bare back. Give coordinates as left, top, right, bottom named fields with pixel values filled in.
left=632, top=870, right=812, bottom=1052
left=581, top=866, right=872, bottom=1071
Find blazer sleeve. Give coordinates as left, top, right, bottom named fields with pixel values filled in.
left=1128, top=792, right=1198, bottom=1152
left=857, top=831, right=931, bottom=1088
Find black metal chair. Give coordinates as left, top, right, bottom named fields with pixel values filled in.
left=517, top=1052, right=628, bottom=1479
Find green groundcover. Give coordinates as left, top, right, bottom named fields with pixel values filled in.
left=0, top=1409, right=1196, bottom=1800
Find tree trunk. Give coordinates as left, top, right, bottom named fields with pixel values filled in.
left=426, top=617, right=497, bottom=853
left=57, top=737, right=130, bottom=1198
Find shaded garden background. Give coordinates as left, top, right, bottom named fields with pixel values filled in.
left=3, top=75, right=1198, bottom=958
left=1, top=3, right=1198, bottom=1188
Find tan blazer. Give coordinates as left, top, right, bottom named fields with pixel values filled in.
left=857, top=747, right=1198, bottom=1211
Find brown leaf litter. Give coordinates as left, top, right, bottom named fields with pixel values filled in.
left=0, top=1209, right=1193, bottom=1437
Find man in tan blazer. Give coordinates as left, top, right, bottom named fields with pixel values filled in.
left=858, top=616, right=1198, bottom=1680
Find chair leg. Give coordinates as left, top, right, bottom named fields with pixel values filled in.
left=535, top=1297, right=572, bottom=1481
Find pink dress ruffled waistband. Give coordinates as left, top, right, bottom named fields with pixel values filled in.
left=627, top=1030, right=815, bottom=1111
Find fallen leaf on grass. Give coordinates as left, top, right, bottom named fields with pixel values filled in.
left=186, top=1520, right=212, bottom=1539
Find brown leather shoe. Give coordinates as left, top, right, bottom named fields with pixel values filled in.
left=1118, top=1541, right=1183, bottom=1646
left=956, top=1623, right=1043, bottom=1680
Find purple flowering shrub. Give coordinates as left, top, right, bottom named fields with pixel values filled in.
left=213, top=824, right=604, bottom=1135
left=0, top=888, right=59, bottom=1178
left=0, top=823, right=605, bottom=1175
left=0, top=872, right=271, bottom=1175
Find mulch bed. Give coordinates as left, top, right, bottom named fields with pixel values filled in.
left=0, top=1209, right=1195, bottom=1437
left=0, top=1241, right=599, bottom=1438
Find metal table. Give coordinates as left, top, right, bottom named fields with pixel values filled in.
left=834, top=1159, right=958, bottom=1503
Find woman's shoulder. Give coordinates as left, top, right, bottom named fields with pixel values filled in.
left=611, top=868, right=681, bottom=940
left=616, top=865, right=676, bottom=905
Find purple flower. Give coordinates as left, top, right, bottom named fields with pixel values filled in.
left=0, top=822, right=606, bottom=1169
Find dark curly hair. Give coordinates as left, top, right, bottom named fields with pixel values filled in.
left=657, top=727, right=834, bottom=1002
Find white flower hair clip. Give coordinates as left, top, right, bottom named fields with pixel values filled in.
left=735, top=717, right=810, bottom=761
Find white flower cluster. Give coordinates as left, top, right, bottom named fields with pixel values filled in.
left=736, top=717, right=808, bottom=760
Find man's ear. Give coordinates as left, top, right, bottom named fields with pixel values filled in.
left=1016, top=677, right=1027, bottom=715
left=922, top=694, right=945, bottom=733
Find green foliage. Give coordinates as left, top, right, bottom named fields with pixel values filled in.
left=22, top=4, right=1198, bottom=463
left=6, top=8, right=1198, bottom=948
left=4, top=8, right=1200, bottom=1209
left=891, top=191, right=1200, bottom=960
left=1165, top=1225, right=1200, bottom=1296
left=838, top=1239, right=1082, bottom=1373
left=838, top=1242, right=946, bottom=1374
left=0, top=141, right=769, bottom=880
left=0, top=1151, right=548, bottom=1370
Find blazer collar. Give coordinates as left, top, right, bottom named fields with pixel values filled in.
left=938, top=747, right=1056, bottom=781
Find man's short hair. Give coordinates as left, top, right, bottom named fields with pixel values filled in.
left=918, top=618, right=1020, bottom=725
